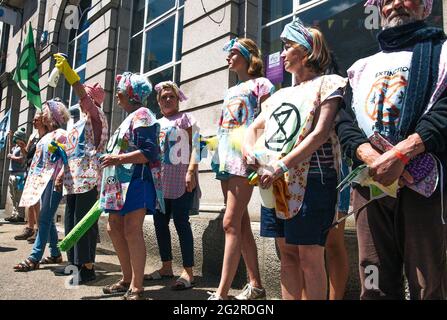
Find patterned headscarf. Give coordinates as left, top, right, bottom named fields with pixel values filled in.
left=280, top=18, right=314, bottom=52
left=365, top=0, right=433, bottom=19
left=116, top=72, right=152, bottom=106
left=223, top=38, right=251, bottom=61
left=154, top=81, right=188, bottom=102
left=45, top=99, right=68, bottom=127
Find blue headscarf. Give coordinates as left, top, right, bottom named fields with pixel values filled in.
left=116, top=72, right=153, bottom=106
left=280, top=18, right=314, bottom=52
left=223, top=38, right=251, bottom=61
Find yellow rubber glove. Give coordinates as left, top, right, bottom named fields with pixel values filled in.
left=53, top=53, right=80, bottom=85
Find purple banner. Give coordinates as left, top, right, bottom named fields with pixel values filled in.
left=266, top=52, right=284, bottom=85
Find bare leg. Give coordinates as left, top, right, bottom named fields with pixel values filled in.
left=326, top=218, right=349, bottom=300
left=107, top=214, right=132, bottom=283
left=124, top=209, right=147, bottom=293
left=158, top=260, right=174, bottom=275
left=27, top=205, right=36, bottom=229
left=215, top=177, right=254, bottom=299
left=29, top=202, right=40, bottom=229
left=276, top=238, right=304, bottom=300
left=181, top=267, right=194, bottom=283
left=299, top=245, right=327, bottom=300
left=240, top=209, right=262, bottom=288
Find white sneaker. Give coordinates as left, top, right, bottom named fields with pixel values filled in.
left=235, top=283, right=266, bottom=300
left=207, top=291, right=223, bottom=300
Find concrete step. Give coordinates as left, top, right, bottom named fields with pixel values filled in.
left=0, top=207, right=361, bottom=299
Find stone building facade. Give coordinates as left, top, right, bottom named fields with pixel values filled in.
left=0, top=0, right=444, bottom=298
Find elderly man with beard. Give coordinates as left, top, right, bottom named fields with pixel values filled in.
left=336, top=0, right=447, bottom=299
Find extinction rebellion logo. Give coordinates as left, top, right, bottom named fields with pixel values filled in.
left=265, top=103, right=300, bottom=152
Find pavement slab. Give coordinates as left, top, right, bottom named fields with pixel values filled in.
left=0, top=221, right=242, bottom=300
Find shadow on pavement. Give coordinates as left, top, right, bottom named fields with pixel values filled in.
left=0, top=246, right=17, bottom=252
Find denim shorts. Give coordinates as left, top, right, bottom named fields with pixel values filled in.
left=260, top=169, right=337, bottom=246
left=107, top=178, right=156, bottom=216
left=215, top=170, right=236, bottom=181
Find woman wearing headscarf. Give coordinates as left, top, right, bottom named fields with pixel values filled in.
left=244, top=19, right=347, bottom=299
left=101, top=72, right=163, bottom=300
left=208, top=38, right=274, bottom=300
left=12, top=112, right=48, bottom=243
left=50, top=54, right=109, bottom=284
left=144, top=81, right=199, bottom=290
left=13, top=100, right=70, bottom=272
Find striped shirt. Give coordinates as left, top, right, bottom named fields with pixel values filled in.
left=309, top=141, right=334, bottom=172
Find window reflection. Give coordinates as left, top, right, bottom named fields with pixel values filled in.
left=75, top=31, right=89, bottom=69
left=131, top=0, right=145, bottom=36
left=148, top=67, right=174, bottom=118
left=262, top=0, right=293, bottom=25
left=144, top=16, right=175, bottom=73
left=129, top=34, right=143, bottom=73
left=262, top=18, right=292, bottom=89
left=63, top=0, right=91, bottom=107
left=176, top=9, right=184, bottom=61
left=147, top=0, right=176, bottom=24
left=130, top=1, right=183, bottom=79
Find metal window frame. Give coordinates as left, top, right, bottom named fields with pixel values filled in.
left=129, top=0, right=184, bottom=81
left=67, top=26, right=90, bottom=107
left=260, top=0, right=328, bottom=30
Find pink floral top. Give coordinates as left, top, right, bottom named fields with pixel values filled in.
left=63, top=104, right=109, bottom=195
left=20, top=129, right=67, bottom=207
left=159, top=112, right=198, bottom=199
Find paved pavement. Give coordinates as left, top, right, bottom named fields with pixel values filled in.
left=0, top=219, right=241, bottom=300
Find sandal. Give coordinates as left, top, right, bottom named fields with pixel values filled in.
left=103, top=280, right=131, bottom=294
left=144, top=270, right=174, bottom=281
left=40, top=255, right=63, bottom=264
left=122, top=289, right=145, bottom=300
left=13, top=258, right=39, bottom=272
left=171, top=277, right=196, bottom=291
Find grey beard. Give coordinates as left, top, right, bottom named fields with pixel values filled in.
left=381, top=16, right=419, bottom=29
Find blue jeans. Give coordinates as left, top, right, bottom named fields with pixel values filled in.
left=153, top=191, right=194, bottom=267
left=29, top=181, right=63, bottom=263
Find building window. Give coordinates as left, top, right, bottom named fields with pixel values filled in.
left=130, top=0, right=184, bottom=117
left=146, top=0, right=176, bottom=24
left=63, top=0, right=91, bottom=107
left=261, top=0, right=444, bottom=84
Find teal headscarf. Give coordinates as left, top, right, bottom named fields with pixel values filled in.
left=223, top=38, right=251, bottom=61
left=280, top=18, right=314, bottom=52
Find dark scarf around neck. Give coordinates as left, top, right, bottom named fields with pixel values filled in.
left=377, top=21, right=446, bottom=142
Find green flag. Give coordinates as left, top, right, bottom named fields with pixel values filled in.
left=13, top=23, right=42, bottom=110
